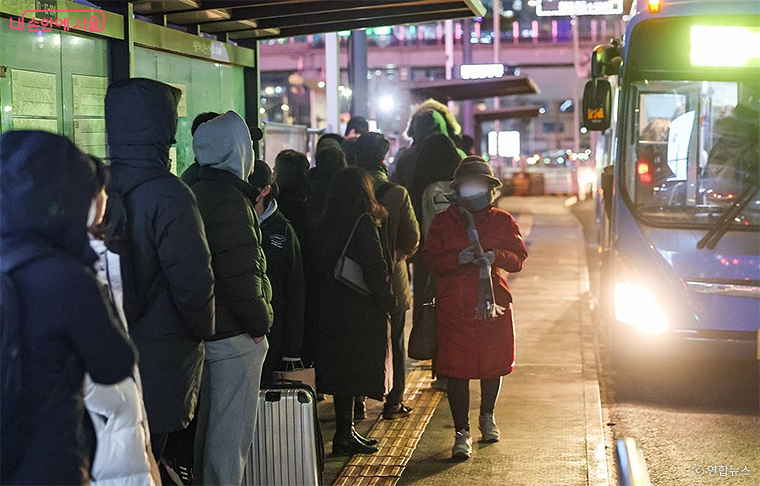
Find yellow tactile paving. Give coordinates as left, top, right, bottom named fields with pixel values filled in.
left=333, top=366, right=444, bottom=485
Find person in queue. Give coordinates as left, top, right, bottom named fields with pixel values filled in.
left=179, top=111, right=221, bottom=187
left=104, top=78, right=216, bottom=463
left=181, top=112, right=264, bottom=188
left=407, top=133, right=463, bottom=390
left=274, top=149, right=320, bottom=368
left=316, top=167, right=396, bottom=455
left=249, top=159, right=306, bottom=383
left=190, top=111, right=273, bottom=485
left=84, top=155, right=160, bottom=486
left=316, top=132, right=345, bottom=152
left=274, top=149, right=312, bottom=237
left=0, top=131, right=137, bottom=485
left=355, top=133, right=420, bottom=420
left=391, top=99, right=465, bottom=188
left=422, top=156, right=528, bottom=460
left=308, top=145, right=347, bottom=222
left=344, top=116, right=369, bottom=140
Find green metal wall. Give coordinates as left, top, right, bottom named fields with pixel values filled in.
left=0, top=20, right=109, bottom=156
left=134, top=47, right=246, bottom=176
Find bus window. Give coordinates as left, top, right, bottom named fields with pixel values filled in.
left=627, top=80, right=760, bottom=227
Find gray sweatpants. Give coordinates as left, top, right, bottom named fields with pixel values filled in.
left=194, top=334, right=268, bottom=486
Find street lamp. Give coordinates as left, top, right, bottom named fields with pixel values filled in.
left=378, top=95, right=395, bottom=113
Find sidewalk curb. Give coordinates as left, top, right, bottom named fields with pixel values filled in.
left=580, top=251, right=611, bottom=486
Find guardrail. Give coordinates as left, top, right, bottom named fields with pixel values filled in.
left=616, top=438, right=653, bottom=486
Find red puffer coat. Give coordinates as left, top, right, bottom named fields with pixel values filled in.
left=422, top=204, right=527, bottom=379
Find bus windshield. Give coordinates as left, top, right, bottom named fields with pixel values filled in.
left=625, top=78, right=760, bottom=228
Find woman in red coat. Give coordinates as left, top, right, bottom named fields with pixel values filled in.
left=422, top=156, right=527, bottom=460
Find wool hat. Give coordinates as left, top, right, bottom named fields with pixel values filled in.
left=452, top=156, right=502, bottom=188
left=248, top=159, right=274, bottom=188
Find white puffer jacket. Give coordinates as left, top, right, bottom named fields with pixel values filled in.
left=85, top=238, right=155, bottom=486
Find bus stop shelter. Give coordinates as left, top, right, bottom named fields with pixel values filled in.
left=405, top=76, right=540, bottom=103
left=0, top=0, right=485, bottom=173
left=130, top=0, right=488, bottom=40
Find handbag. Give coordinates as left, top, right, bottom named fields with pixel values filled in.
left=273, top=359, right=316, bottom=391
left=408, top=272, right=438, bottom=360
left=334, top=213, right=372, bottom=297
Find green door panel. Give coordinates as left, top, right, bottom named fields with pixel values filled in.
left=0, top=22, right=108, bottom=159
left=61, top=31, right=109, bottom=157
left=0, top=21, right=62, bottom=134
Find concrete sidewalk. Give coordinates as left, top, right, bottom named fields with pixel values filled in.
left=397, top=197, right=609, bottom=486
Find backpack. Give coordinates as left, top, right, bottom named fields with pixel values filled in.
left=421, top=181, right=453, bottom=239
left=0, top=253, right=56, bottom=479
left=102, top=175, right=165, bottom=325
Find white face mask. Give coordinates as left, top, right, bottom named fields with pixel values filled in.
left=459, top=184, right=488, bottom=198
left=86, top=200, right=98, bottom=228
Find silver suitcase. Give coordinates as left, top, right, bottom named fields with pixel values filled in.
left=243, top=385, right=323, bottom=486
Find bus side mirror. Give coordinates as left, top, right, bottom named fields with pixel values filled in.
left=590, top=42, right=622, bottom=77
left=583, top=79, right=612, bottom=131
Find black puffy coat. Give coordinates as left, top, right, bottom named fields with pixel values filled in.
left=192, top=166, right=273, bottom=339
left=105, top=78, right=215, bottom=435
left=316, top=216, right=396, bottom=400
left=191, top=110, right=272, bottom=340
left=259, top=204, right=305, bottom=381
left=0, top=131, right=136, bottom=485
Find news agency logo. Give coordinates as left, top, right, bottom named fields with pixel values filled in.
left=692, top=464, right=752, bottom=478
left=8, top=8, right=105, bottom=34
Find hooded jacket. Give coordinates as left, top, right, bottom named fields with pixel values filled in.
left=191, top=111, right=274, bottom=340
left=105, top=78, right=215, bottom=435
left=391, top=110, right=448, bottom=189
left=0, top=131, right=136, bottom=484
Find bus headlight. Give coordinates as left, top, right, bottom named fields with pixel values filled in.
left=614, top=282, right=669, bottom=334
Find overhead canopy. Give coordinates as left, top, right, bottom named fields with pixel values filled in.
left=406, top=76, right=539, bottom=103
left=131, top=0, right=487, bottom=41
left=473, top=106, right=543, bottom=122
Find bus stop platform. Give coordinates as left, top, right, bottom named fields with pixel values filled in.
left=320, top=197, right=610, bottom=486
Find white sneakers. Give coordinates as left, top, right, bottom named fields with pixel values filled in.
left=451, top=429, right=473, bottom=460
left=451, top=414, right=501, bottom=460
left=479, top=413, right=501, bottom=443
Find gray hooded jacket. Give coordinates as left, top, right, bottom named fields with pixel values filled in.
left=191, top=111, right=274, bottom=340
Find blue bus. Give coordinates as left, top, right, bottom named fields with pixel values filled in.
left=583, top=0, right=760, bottom=361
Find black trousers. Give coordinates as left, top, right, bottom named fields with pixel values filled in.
left=386, top=311, right=407, bottom=405
left=446, top=377, right=502, bottom=432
